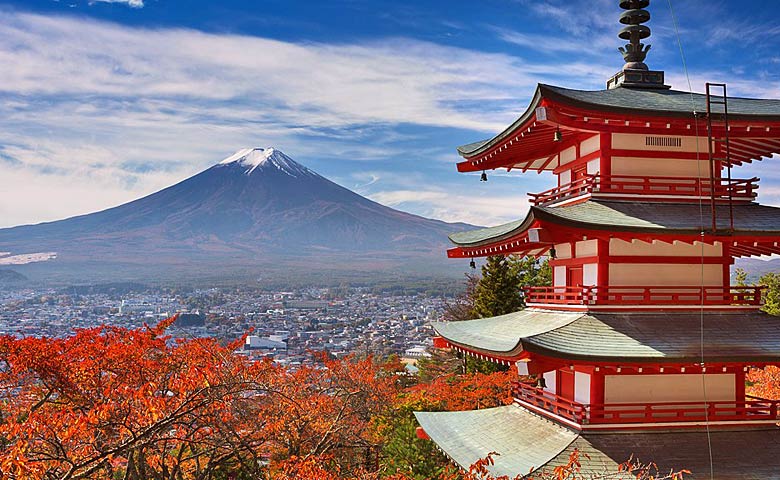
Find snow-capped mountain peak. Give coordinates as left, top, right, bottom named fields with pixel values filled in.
left=218, top=147, right=315, bottom=178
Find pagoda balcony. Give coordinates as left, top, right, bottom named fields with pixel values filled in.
left=524, top=285, right=765, bottom=310
left=528, top=175, right=759, bottom=206
left=512, top=382, right=780, bottom=429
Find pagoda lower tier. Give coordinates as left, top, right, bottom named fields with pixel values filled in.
left=415, top=405, right=780, bottom=479
left=415, top=308, right=780, bottom=477
left=426, top=309, right=780, bottom=431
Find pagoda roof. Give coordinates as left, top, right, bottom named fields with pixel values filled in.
left=414, top=405, right=578, bottom=478
left=415, top=404, right=780, bottom=478
left=458, top=83, right=780, bottom=158
left=449, top=200, right=780, bottom=247
left=431, top=309, right=780, bottom=363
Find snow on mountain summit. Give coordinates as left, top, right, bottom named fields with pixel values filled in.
left=217, top=147, right=316, bottom=178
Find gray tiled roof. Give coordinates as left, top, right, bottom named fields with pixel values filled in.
left=414, top=405, right=578, bottom=478
left=543, top=84, right=780, bottom=119
left=535, top=201, right=780, bottom=235
left=449, top=200, right=780, bottom=247
left=457, top=83, right=780, bottom=157
left=448, top=218, right=527, bottom=247
left=430, top=310, right=581, bottom=353
left=558, top=428, right=780, bottom=479
left=433, top=309, right=780, bottom=363
left=416, top=404, right=780, bottom=479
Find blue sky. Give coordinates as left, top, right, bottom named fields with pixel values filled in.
left=2, top=0, right=780, bottom=228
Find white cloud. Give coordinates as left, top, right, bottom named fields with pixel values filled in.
left=89, top=0, right=144, bottom=8
left=0, top=10, right=592, bottom=228
left=0, top=12, right=533, bottom=132
left=368, top=189, right=529, bottom=227
left=1, top=7, right=780, bottom=231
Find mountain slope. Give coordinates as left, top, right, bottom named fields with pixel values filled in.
left=0, top=148, right=474, bottom=281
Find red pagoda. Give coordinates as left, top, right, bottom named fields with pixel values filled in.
left=414, top=1, right=780, bottom=477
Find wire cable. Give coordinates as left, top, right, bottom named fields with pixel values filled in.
left=666, top=1, right=715, bottom=479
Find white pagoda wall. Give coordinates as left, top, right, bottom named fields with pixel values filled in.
left=557, top=134, right=600, bottom=185
left=543, top=371, right=557, bottom=394
left=551, top=240, right=601, bottom=286
left=574, top=372, right=590, bottom=405
left=610, top=133, right=710, bottom=178
left=608, top=239, right=724, bottom=286
left=609, top=239, right=722, bottom=257
left=604, top=374, right=736, bottom=403
left=581, top=135, right=600, bottom=156
left=609, top=264, right=722, bottom=286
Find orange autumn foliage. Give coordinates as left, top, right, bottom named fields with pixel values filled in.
left=405, top=370, right=514, bottom=412
left=747, top=365, right=780, bottom=400
left=0, top=316, right=397, bottom=479
left=0, top=315, right=683, bottom=480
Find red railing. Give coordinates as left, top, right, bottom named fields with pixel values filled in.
left=529, top=175, right=759, bottom=206
left=512, top=382, right=587, bottom=423
left=524, top=285, right=765, bottom=306
left=512, top=382, right=780, bottom=426
left=587, top=398, right=780, bottom=424
left=528, top=176, right=594, bottom=205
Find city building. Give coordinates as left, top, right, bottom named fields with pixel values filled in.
left=415, top=1, right=780, bottom=477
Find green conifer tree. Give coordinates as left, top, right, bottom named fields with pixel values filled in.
left=759, top=272, right=780, bottom=315
left=471, top=255, right=523, bottom=318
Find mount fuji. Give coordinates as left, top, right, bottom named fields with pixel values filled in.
left=0, top=148, right=475, bottom=282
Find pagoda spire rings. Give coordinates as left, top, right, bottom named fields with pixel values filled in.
left=617, top=0, right=652, bottom=70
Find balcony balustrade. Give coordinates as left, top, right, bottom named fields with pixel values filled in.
left=524, top=285, right=765, bottom=307
left=528, top=175, right=759, bottom=206
left=512, top=382, right=780, bottom=426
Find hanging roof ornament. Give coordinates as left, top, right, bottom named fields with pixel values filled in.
left=606, top=0, right=670, bottom=90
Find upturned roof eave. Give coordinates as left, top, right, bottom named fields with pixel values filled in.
left=433, top=310, right=780, bottom=364
left=447, top=201, right=780, bottom=250
left=456, top=84, right=546, bottom=158
left=456, top=83, right=780, bottom=160
left=448, top=209, right=536, bottom=247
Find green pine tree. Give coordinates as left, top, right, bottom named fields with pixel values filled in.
left=759, top=272, right=780, bottom=315
left=511, top=255, right=552, bottom=297
left=471, top=255, right=523, bottom=318
left=734, top=267, right=749, bottom=286
left=424, top=255, right=552, bottom=376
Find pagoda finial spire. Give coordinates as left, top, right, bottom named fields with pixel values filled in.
left=617, top=0, right=651, bottom=70
left=606, top=0, right=669, bottom=89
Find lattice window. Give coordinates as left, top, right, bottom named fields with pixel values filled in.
left=645, top=136, right=682, bottom=147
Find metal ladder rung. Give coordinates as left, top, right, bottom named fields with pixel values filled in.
left=705, top=82, right=734, bottom=233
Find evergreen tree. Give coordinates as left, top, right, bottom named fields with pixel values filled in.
left=441, top=273, right=479, bottom=322
left=733, top=268, right=778, bottom=315
left=421, top=255, right=553, bottom=376
left=471, top=256, right=523, bottom=318
left=734, top=267, right=748, bottom=286
left=759, top=272, right=780, bottom=315
left=512, top=255, right=552, bottom=292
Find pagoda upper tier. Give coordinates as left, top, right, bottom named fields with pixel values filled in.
left=457, top=84, right=780, bottom=174
left=448, top=200, right=780, bottom=259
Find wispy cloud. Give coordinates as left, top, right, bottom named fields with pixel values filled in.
left=89, top=0, right=144, bottom=8
left=0, top=9, right=603, bottom=227
left=1, top=4, right=780, bottom=231
left=369, top=188, right=529, bottom=227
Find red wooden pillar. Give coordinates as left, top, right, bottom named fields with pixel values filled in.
left=599, top=132, right=612, bottom=178
left=597, top=238, right=609, bottom=288
left=735, top=369, right=746, bottom=401
left=558, top=369, right=575, bottom=402
left=590, top=370, right=605, bottom=420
